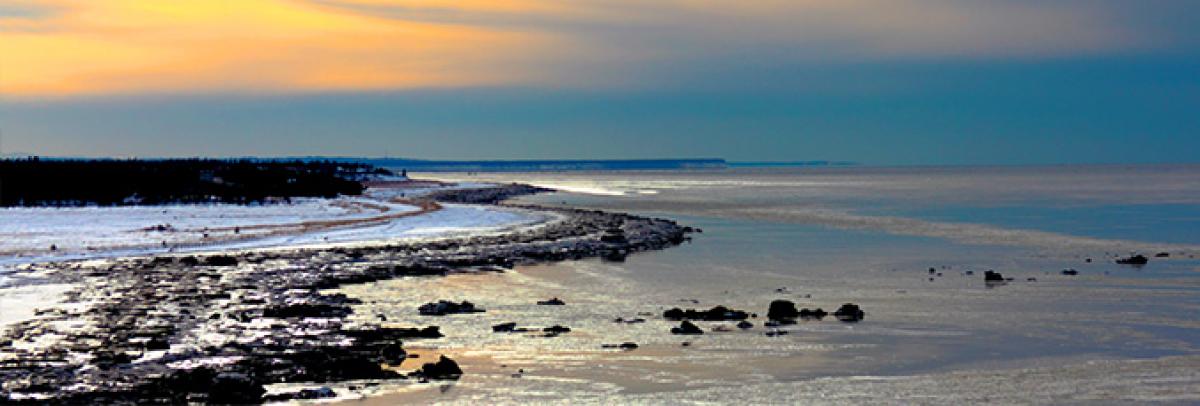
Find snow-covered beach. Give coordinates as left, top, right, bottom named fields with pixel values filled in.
left=0, top=181, right=550, bottom=337
left=0, top=182, right=546, bottom=267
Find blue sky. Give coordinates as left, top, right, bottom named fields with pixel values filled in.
left=1, top=1, right=1197, bottom=165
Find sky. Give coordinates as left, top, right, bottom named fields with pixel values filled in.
left=1, top=0, right=1197, bottom=165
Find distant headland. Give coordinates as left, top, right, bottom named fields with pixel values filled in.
left=294, top=157, right=856, bottom=172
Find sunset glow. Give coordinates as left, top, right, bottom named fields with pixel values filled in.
left=1, top=0, right=1173, bottom=97
left=0, top=0, right=553, bottom=96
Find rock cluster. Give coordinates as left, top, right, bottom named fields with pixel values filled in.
left=662, top=306, right=750, bottom=321
left=1116, top=255, right=1149, bottom=265
left=418, top=300, right=484, bottom=316
left=763, top=300, right=834, bottom=324
left=0, top=184, right=695, bottom=403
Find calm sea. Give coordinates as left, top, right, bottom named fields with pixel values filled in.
left=361, top=165, right=1200, bottom=403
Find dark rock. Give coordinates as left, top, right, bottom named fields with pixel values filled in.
left=411, top=355, right=463, bottom=380
left=600, top=230, right=627, bottom=243
left=380, top=343, right=407, bottom=365
left=799, top=308, right=827, bottom=320
left=765, top=329, right=789, bottom=337
left=1116, top=255, right=1149, bottom=265
left=601, top=250, right=627, bottom=262
left=207, top=372, right=266, bottom=404
left=670, top=321, right=704, bottom=335
left=1061, top=269, right=1079, bottom=276
left=493, top=322, right=518, bottom=333
left=1155, top=252, right=1169, bottom=258
left=663, top=306, right=749, bottom=321
left=418, top=300, right=484, bottom=316
left=202, top=255, right=239, bottom=267
left=614, top=317, right=646, bottom=324
left=766, top=300, right=799, bottom=322
left=536, top=297, right=566, bottom=305
left=984, top=270, right=1005, bottom=283
left=833, top=303, right=865, bottom=322
left=736, top=321, right=754, bottom=329
left=263, top=303, right=351, bottom=319
left=601, top=342, right=639, bottom=350
left=144, top=337, right=170, bottom=351
left=543, top=325, right=571, bottom=334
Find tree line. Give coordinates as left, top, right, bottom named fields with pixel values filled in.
left=0, top=158, right=387, bottom=207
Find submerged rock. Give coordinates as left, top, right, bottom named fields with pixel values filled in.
left=601, top=342, right=639, bottom=350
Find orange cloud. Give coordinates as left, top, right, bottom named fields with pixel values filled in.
left=0, top=0, right=558, bottom=96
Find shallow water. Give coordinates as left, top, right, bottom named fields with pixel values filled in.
left=348, top=165, right=1200, bottom=403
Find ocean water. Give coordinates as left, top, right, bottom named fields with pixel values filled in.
left=349, top=165, right=1200, bottom=404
